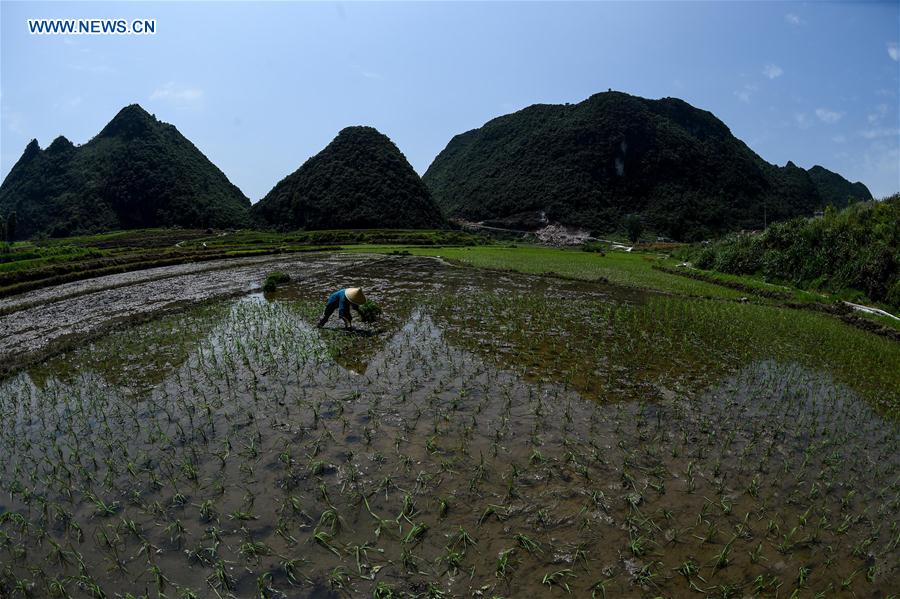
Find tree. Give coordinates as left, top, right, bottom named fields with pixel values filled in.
left=6, top=212, right=16, bottom=243
left=623, top=213, right=643, bottom=244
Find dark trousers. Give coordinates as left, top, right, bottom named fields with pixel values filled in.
left=318, top=302, right=337, bottom=325
left=318, top=299, right=350, bottom=326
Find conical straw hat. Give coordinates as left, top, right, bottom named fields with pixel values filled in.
left=345, top=287, right=366, bottom=305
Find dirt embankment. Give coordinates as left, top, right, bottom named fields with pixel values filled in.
left=0, top=253, right=370, bottom=379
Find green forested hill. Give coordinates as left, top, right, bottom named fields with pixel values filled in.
left=252, top=126, right=445, bottom=230
left=0, top=105, right=251, bottom=239
left=807, top=165, right=873, bottom=207
left=423, top=91, right=872, bottom=240
left=2, top=96, right=874, bottom=241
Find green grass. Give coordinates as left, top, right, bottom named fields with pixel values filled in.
left=0, top=246, right=104, bottom=273
left=36, top=229, right=147, bottom=246
left=344, top=245, right=749, bottom=299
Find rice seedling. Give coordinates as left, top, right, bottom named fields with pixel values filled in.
left=711, top=538, right=735, bottom=570
left=542, top=568, right=576, bottom=593
left=402, top=521, right=428, bottom=546
left=0, top=256, right=896, bottom=597
left=495, top=548, right=517, bottom=580
left=280, top=558, right=306, bottom=586
left=372, top=580, right=396, bottom=598
left=239, top=540, right=272, bottom=563
left=358, top=301, right=383, bottom=323
left=312, top=531, right=341, bottom=557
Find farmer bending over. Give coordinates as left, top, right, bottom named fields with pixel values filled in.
left=317, top=287, right=366, bottom=329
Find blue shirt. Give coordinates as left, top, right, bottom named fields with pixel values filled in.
left=326, top=289, right=357, bottom=320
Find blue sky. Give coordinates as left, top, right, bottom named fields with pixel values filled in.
left=1, top=1, right=898, bottom=200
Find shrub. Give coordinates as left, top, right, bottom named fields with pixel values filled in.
left=693, top=246, right=716, bottom=269
left=849, top=243, right=896, bottom=302
left=581, top=241, right=606, bottom=254
left=887, top=279, right=900, bottom=309
left=710, top=235, right=761, bottom=274
left=623, top=214, right=643, bottom=244
left=689, top=194, right=899, bottom=308
left=262, top=271, right=290, bottom=292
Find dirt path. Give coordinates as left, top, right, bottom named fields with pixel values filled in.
left=0, top=252, right=371, bottom=377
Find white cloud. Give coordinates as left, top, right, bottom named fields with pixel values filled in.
left=794, top=112, right=811, bottom=129
left=150, top=82, right=204, bottom=104
left=859, top=127, right=900, bottom=140
left=868, top=104, right=888, bottom=124
left=815, top=108, right=844, bottom=124
left=762, top=64, right=783, bottom=79
left=785, top=13, right=802, bottom=25
left=68, top=63, right=114, bottom=74
left=832, top=135, right=847, bottom=144
left=734, top=83, right=757, bottom=104
left=889, top=42, right=899, bottom=62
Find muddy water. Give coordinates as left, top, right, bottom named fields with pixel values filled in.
left=0, top=253, right=371, bottom=377
left=0, top=257, right=897, bottom=597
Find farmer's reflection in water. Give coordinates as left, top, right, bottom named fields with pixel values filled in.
left=317, top=287, right=366, bottom=330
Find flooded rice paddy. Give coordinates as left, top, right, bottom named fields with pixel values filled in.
left=1, top=256, right=898, bottom=597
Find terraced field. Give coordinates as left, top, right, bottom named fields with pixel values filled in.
left=0, top=253, right=898, bottom=598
